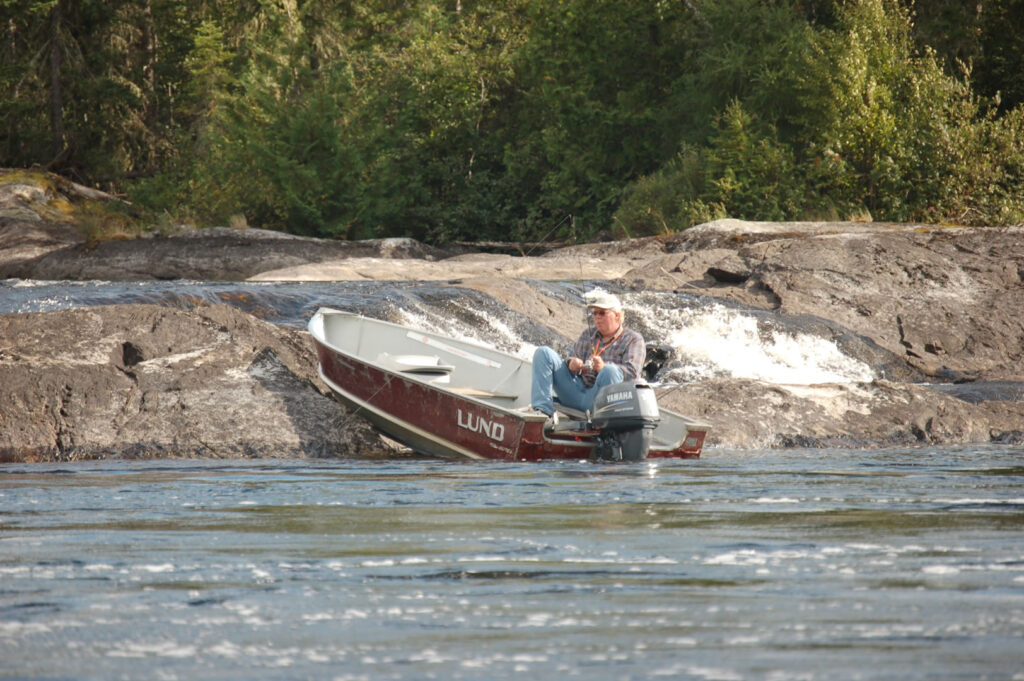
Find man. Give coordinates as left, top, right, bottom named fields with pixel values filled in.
left=530, top=290, right=645, bottom=418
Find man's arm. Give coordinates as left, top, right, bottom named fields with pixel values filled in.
left=568, top=329, right=595, bottom=372
left=612, top=330, right=645, bottom=380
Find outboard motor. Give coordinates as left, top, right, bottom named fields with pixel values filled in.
left=590, top=381, right=660, bottom=462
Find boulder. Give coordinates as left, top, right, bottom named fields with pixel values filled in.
left=3, top=201, right=1023, bottom=457
left=0, top=168, right=450, bottom=280
left=0, top=218, right=84, bottom=274
left=657, top=378, right=1024, bottom=450
left=2, top=227, right=450, bottom=281
left=0, top=304, right=398, bottom=461
left=623, top=220, right=1024, bottom=382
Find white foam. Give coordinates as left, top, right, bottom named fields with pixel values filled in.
left=0, top=621, right=52, bottom=635
left=392, top=291, right=876, bottom=385
left=665, top=637, right=698, bottom=647
left=107, top=640, right=197, bottom=658
left=629, top=298, right=874, bottom=385
left=397, top=307, right=531, bottom=359
left=923, top=565, right=961, bottom=575
left=137, top=563, right=175, bottom=574
left=705, top=550, right=768, bottom=566
left=933, top=497, right=1024, bottom=506
left=651, top=665, right=743, bottom=680
left=0, top=566, right=30, bottom=576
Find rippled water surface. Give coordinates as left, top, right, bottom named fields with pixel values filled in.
left=2, top=447, right=1023, bottom=680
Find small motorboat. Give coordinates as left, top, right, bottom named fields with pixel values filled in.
left=308, top=308, right=710, bottom=461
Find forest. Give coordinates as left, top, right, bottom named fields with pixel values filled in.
left=2, top=0, right=1023, bottom=244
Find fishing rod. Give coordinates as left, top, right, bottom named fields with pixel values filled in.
left=522, top=213, right=573, bottom=258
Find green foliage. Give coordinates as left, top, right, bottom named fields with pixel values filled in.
left=187, top=12, right=360, bottom=236
left=973, top=0, right=1024, bottom=112
left=179, top=2, right=529, bottom=240
left=615, top=102, right=803, bottom=234
left=672, top=0, right=811, bottom=144
left=697, top=100, right=803, bottom=222
left=619, top=0, right=1024, bottom=233
left=343, top=3, right=526, bottom=242
left=912, top=0, right=1024, bottom=112
left=184, top=20, right=233, bottom=115
left=795, top=0, right=1024, bottom=224
left=501, top=0, right=695, bottom=241
left=614, top=146, right=710, bottom=237
left=2, top=0, right=1023, bottom=242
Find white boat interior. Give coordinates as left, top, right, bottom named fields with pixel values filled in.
left=311, top=308, right=533, bottom=405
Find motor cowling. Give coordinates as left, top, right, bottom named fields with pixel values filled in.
left=590, top=381, right=660, bottom=462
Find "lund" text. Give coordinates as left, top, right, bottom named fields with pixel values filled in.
left=457, top=409, right=505, bottom=442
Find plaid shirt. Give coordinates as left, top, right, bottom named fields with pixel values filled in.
left=570, top=325, right=646, bottom=387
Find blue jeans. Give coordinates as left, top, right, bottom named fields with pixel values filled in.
left=531, top=346, right=624, bottom=415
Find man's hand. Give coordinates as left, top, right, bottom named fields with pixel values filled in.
left=568, top=356, right=604, bottom=373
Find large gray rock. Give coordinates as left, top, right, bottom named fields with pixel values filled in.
left=2, top=226, right=449, bottom=281
left=0, top=171, right=449, bottom=280
left=656, top=378, right=1023, bottom=449
left=0, top=218, right=84, bottom=273
left=623, top=220, right=1024, bottom=382
left=2, top=206, right=1022, bottom=456
left=0, top=304, right=394, bottom=461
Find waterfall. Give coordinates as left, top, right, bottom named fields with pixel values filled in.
left=625, top=295, right=875, bottom=386
left=391, top=287, right=877, bottom=387
left=1, top=279, right=877, bottom=386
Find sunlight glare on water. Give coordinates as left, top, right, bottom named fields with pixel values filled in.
left=2, top=447, right=1023, bottom=681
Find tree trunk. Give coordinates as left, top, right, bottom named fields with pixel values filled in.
left=5, top=18, right=15, bottom=76
left=142, top=0, right=158, bottom=125
left=48, top=0, right=65, bottom=161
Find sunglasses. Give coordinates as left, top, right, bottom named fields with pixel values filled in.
left=592, top=309, right=613, bottom=317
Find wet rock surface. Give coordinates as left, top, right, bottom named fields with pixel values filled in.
left=655, top=378, right=1023, bottom=450
left=0, top=223, right=448, bottom=281
left=623, top=220, right=1024, bottom=382
left=0, top=304, right=393, bottom=461
left=0, top=173, right=448, bottom=281
left=1, top=199, right=1022, bottom=457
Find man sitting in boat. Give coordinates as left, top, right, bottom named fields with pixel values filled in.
left=530, top=290, right=645, bottom=420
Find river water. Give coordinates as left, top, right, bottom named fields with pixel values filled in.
left=2, top=279, right=1023, bottom=679
left=3, top=449, right=1023, bottom=681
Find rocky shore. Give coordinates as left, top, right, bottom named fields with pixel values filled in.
left=0, top=304, right=388, bottom=461
left=1, top=173, right=1022, bottom=460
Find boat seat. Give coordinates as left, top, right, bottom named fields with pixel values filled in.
left=553, top=401, right=589, bottom=421
left=450, top=386, right=519, bottom=402
left=547, top=418, right=593, bottom=435
left=377, top=353, right=455, bottom=381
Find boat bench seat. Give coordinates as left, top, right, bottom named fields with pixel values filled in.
left=377, top=353, right=455, bottom=378
left=553, top=402, right=588, bottom=421
left=377, top=353, right=522, bottom=403
left=450, top=386, right=520, bottom=402
left=547, top=419, right=593, bottom=435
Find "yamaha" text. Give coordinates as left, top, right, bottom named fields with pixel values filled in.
left=457, top=409, right=505, bottom=442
